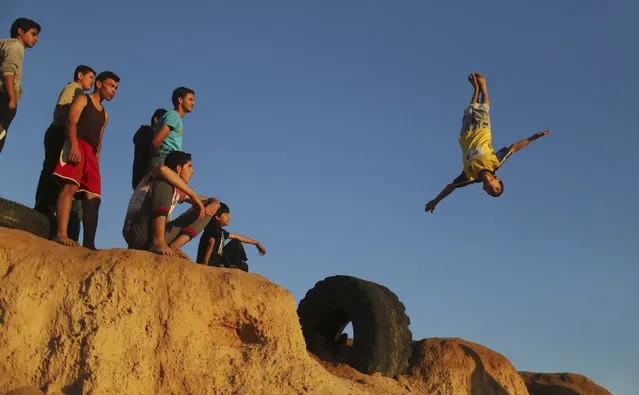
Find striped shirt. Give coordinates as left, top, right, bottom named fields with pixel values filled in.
left=122, top=173, right=185, bottom=238
left=0, top=39, right=25, bottom=98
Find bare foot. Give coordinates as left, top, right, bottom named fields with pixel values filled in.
left=468, top=73, right=477, bottom=87
left=53, top=236, right=79, bottom=247
left=474, top=73, right=486, bottom=88
left=149, top=243, right=176, bottom=257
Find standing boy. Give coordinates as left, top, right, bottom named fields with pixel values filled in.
left=0, top=17, right=40, bottom=154
left=53, top=71, right=119, bottom=248
left=132, top=108, right=167, bottom=189
left=149, top=87, right=194, bottom=168
left=34, top=65, right=95, bottom=242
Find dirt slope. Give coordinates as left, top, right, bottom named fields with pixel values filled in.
left=0, top=228, right=610, bottom=395
left=519, top=372, right=612, bottom=395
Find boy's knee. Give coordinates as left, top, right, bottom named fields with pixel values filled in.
left=83, top=196, right=101, bottom=207
left=61, top=183, right=79, bottom=195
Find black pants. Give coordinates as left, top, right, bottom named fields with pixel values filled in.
left=33, top=124, right=82, bottom=242
left=0, top=91, right=17, bottom=155
left=35, top=124, right=65, bottom=213
left=219, top=239, right=249, bottom=272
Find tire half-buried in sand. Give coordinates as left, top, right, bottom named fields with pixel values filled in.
left=297, top=275, right=412, bottom=377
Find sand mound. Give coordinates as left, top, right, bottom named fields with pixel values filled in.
left=0, top=228, right=611, bottom=395
left=0, top=228, right=366, bottom=394
left=405, top=338, right=530, bottom=394
left=519, top=372, right=612, bottom=395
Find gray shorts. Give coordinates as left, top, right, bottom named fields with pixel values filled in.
left=460, top=103, right=491, bottom=136
left=125, top=179, right=212, bottom=249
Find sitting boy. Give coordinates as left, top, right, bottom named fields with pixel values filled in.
left=196, top=203, right=266, bottom=272
left=122, top=150, right=220, bottom=258
left=425, top=73, right=551, bottom=213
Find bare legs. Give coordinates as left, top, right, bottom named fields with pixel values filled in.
left=475, top=73, right=490, bottom=107
left=55, top=183, right=80, bottom=246
left=469, top=73, right=479, bottom=105
left=55, top=182, right=100, bottom=249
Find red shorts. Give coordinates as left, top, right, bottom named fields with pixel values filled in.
left=53, top=139, right=101, bottom=198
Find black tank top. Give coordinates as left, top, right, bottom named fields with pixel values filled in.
left=77, top=95, right=105, bottom=151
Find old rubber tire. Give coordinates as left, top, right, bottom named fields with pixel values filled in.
left=0, top=197, right=51, bottom=239
left=297, top=275, right=412, bottom=377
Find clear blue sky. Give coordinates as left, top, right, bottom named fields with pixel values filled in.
left=2, top=1, right=637, bottom=393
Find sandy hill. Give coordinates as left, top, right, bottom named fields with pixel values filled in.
left=0, top=228, right=610, bottom=395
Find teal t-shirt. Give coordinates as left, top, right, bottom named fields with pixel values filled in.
left=154, top=110, right=183, bottom=156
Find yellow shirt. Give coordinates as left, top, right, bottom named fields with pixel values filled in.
left=458, top=127, right=502, bottom=182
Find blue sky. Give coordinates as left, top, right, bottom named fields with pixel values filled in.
left=2, top=1, right=637, bottom=393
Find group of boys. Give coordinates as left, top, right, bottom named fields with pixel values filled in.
left=1, top=18, right=266, bottom=271
left=2, top=18, right=552, bottom=269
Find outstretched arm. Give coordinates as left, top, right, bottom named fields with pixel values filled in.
left=425, top=182, right=459, bottom=213
left=228, top=233, right=267, bottom=255
left=508, top=130, right=551, bottom=155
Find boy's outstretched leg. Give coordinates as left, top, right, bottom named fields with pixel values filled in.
left=468, top=73, right=479, bottom=105
left=223, top=239, right=249, bottom=272
left=475, top=73, right=490, bottom=107
left=165, top=199, right=218, bottom=260
left=460, top=73, right=482, bottom=136
left=54, top=183, right=80, bottom=246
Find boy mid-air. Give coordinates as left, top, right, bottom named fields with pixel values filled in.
left=424, top=73, right=550, bottom=213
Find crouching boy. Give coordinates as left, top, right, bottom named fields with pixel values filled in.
left=122, top=151, right=220, bottom=258
left=196, top=203, right=266, bottom=272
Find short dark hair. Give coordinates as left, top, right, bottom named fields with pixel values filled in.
left=164, top=151, right=192, bottom=172
left=151, top=108, right=167, bottom=125
left=172, top=87, right=195, bottom=107
left=487, top=180, right=504, bottom=198
left=215, top=203, right=230, bottom=217
left=96, top=71, right=120, bottom=83
left=10, top=18, right=41, bottom=38
left=74, top=65, right=95, bottom=81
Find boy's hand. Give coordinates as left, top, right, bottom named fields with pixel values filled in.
left=425, top=200, right=437, bottom=213
left=69, top=143, right=82, bottom=164
left=7, top=97, right=17, bottom=110
left=256, top=243, right=266, bottom=256
left=150, top=243, right=176, bottom=257
left=204, top=199, right=220, bottom=216
left=190, top=198, right=206, bottom=219
left=534, top=130, right=551, bottom=138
